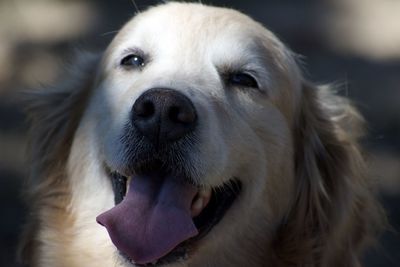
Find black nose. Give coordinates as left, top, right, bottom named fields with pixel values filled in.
left=131, top=88, right=197, bottom=145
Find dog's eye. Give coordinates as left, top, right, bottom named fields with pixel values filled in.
left=229, top=73, right=258, bottom=88
left=121, top=54, right=145, bottom=68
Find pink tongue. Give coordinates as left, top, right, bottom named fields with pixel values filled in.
left=96, top=174, right=199, bottom=264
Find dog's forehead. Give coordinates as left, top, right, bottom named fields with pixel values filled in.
left=108, top=3, right=268, bottom=60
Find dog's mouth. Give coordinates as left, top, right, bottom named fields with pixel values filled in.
left=97, top=163, right=241, bottom=266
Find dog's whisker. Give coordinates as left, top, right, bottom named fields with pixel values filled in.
left=130, top=0, right=140, bottom=14
left=100, top=30, right=120, bottom=37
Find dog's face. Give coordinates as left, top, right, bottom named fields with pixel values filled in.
left=66, top=3, right=302, bottom=266
left=21, top=2, right=382, bottom=267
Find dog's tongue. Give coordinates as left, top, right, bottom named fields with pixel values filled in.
left=96, top=174, right=199, bottom=264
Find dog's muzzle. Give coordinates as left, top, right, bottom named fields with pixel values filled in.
left=97, top=88, right=241, bottom=266
left=98, top=89, right=201, bottom=264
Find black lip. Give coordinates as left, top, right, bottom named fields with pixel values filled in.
left=110, top=172, right=127, bottom=205
left=107, top=167, right=242, bottom=266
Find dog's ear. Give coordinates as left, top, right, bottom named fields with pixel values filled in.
left=23, top=52, right=100, bottom=177
left=18, top=52, right=100, bottom=265
left=274, top=81, right=383, bottom=266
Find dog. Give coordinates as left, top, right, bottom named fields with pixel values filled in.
left=19, top=2, right=383, bottom=267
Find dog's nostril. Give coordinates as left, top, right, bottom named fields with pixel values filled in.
left=134, top=100, right=155, bottom=118
left=169, top=106, right=197, bottom=124
left=169, top=106, right=180, bottom=123
left=131, top=88, right=197, bottom=144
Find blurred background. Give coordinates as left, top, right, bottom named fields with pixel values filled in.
left=0, top=0, right=399, bottom=266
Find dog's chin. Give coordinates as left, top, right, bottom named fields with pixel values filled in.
left=102, top=161, right=242, bottom=267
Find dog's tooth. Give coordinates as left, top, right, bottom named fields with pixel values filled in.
left=126, top=176, right=132, bottom=193
left=191, top=197, right=204, bottom=217
left=199, top=188, right=212, bottom=201
left=197, top=188, right=212, bottom=206
left=191, top=188, right=212, bottom=217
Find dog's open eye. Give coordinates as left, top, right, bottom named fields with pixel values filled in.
left=229, top=73, right=259, bottom=89
left=121, top=54, right=145, bottom=68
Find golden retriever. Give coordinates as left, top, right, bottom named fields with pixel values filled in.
left=19, top=2, right=383, bottom=267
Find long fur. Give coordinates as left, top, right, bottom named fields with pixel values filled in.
left=19, top=53, right=100, bottom=266
left=273, top=82, right=384, bottom=266
left=19, top=3, right=384, bottom=267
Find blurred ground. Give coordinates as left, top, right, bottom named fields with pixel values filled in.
left=0, top=0, right=399, bottom=266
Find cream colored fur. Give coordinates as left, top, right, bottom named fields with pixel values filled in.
left=19, top=3, right=383, bottom=267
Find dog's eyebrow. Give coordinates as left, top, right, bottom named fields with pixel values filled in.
left=121, top=47, right=146, bottom=57
left=218, top=39, right=272, bottom=71
left=217, top=57, right=271, bottom=90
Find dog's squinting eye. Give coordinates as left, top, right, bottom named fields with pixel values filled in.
left=121, top=54, right=145, bottom=68
left=229, top=73, right=258, bottom=88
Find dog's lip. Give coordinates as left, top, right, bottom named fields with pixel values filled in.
left=104, top=166, right=242, bottom=266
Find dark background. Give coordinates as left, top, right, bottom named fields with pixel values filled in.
left=0, top=0, right=399, bottom=266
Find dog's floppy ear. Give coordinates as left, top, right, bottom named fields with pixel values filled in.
left=274, top=81, right=383, bottom=266
left=18, top=52, right=100, bottom=265
left=24, top=52, right=100, bottom=177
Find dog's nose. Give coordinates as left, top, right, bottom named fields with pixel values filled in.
left=131, top=88, right=197, bottom=144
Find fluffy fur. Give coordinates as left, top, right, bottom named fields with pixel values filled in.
left=19, top=3, right=383, bottom=267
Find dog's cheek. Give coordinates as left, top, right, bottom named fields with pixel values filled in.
left=194, top=92, right=271, bottom=186
left=69, top=109, right=114, bottom=196
left=189, top=104, right=231, bottom=186
left=230, top=97, right=296, bottom=217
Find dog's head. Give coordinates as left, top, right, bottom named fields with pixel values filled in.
left=21, top=3, right=382, bottom=267
left=91, top=4, right=300, bottom=265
